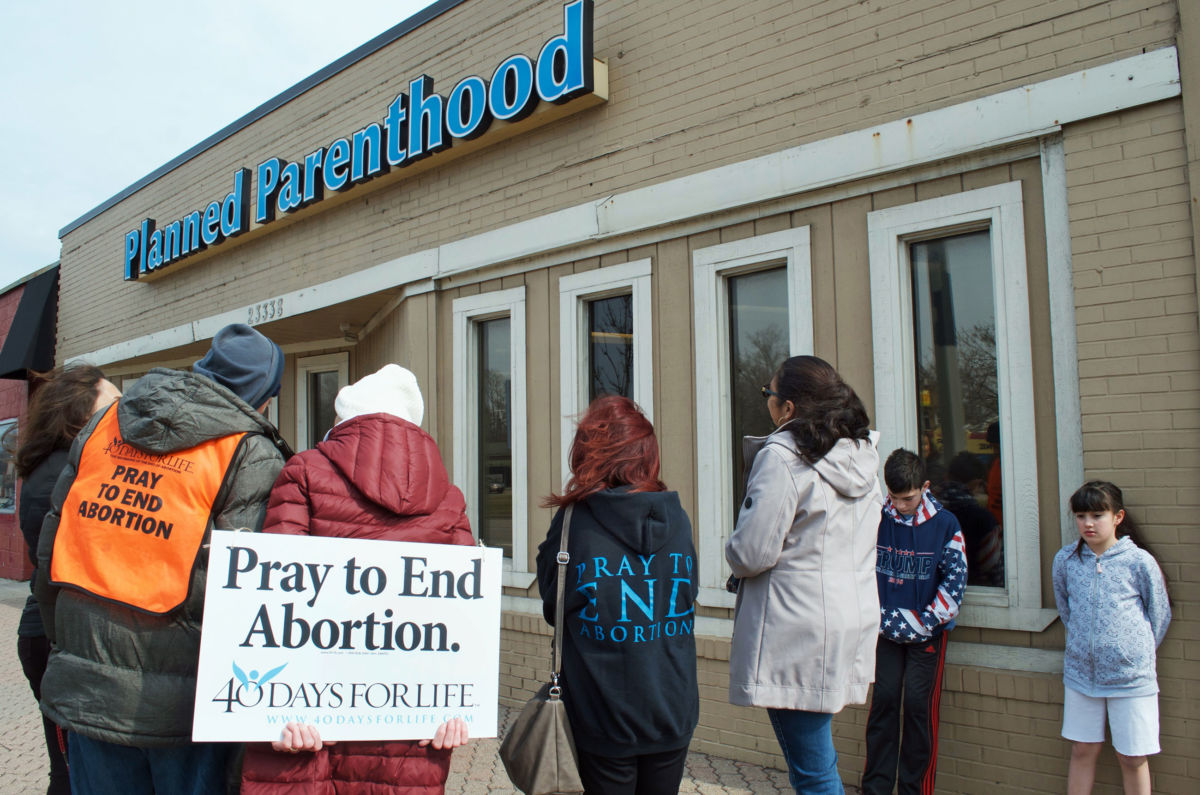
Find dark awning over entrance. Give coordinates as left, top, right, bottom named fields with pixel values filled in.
left=0, top=266, right=58, bottom=379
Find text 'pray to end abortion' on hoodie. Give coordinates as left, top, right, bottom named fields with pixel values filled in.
left=536, top=488, right=699, bottom=757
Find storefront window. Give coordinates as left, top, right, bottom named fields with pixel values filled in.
left=692, top=227, right=812, bottom=606
left=0, top=419, right=16, bottom=514
left=910, top=231, right=1004, bottom=588
left=453, top=287, right=528, bottom=581
left=295, top=353, right=348, bottom=451
left=557, top=260, right=654, bottom=485
left=307, top=370, right=339, bottom=447
left=587, top=294, right=633, bottom=401
left=728, top=267, right=788, bottom=515
left=477, top=317, right=513, bottom=556
left=869, top=181, right=1051, bottom=627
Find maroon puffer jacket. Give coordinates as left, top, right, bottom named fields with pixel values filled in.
left=241, top=413, right=473, bottom=795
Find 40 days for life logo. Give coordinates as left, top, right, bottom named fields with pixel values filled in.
left=209, top=661, right=288, bottom=712
left=194, top=531, right=501, bottom=741
left=211, top=658, right=476, bottom=721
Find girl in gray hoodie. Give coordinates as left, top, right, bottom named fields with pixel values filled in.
left=1052, top=481, right=1170, bottom=795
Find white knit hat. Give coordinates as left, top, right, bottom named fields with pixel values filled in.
left=334, top=364, right=424, bottom=426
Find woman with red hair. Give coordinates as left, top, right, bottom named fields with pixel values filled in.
left=535, top=396, right=698, bottom=795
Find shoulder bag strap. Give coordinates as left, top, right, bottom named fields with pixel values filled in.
left=550, top=504, right=574, bottom=689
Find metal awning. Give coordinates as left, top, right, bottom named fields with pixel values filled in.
left=0, top=266, right=58, bottom=379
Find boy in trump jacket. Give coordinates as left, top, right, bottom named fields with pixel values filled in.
left=862, top=449, right=967, bottom=795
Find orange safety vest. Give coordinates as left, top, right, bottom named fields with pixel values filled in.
left=51, top=404, right=248, bottom=614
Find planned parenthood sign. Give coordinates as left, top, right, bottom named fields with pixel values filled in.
left=194, top=530, right=501, bottom=741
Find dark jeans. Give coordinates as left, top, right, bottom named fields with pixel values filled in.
left=575, top=745, right=689, bottom=795
left=862, top=632, right=949, bottom=795
left=68, top=733, right=231, bottom=795
left=17, top=634, right=70, bottom=795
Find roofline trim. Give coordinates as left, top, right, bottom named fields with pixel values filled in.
left=59, top=0, right=468, bottom=239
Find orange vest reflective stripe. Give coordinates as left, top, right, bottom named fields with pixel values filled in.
left=51, top=404, right=248, bottom=614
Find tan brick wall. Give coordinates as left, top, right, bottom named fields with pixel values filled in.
left=473, top=132, right=1198, bottom=792
left=1064, top=97, right=1200, bottom=795
left=500, top=622, right=1127, bottom=793
left=57, top=0, right=1179, bottom=358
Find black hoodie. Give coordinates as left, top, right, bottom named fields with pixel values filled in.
left=536, top=488, right=699, bottom=757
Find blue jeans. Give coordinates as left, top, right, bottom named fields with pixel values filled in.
left=767, top=708, right=843, bottom=794
left=68, top=733, right=230, bottom=795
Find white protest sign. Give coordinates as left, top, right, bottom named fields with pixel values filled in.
left=194, top=530, right=501, bottom=742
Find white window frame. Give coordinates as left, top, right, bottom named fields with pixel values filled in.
left=294, top=352, right=348, bottom=451
left=692, top=227, right=813, bottom=608
left=868, top=180, right=1057, bottom=631
left=452, top=287, right=531, bottom=588
left=558, top=259, right=654, bottom=484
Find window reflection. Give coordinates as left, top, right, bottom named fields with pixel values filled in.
left=728, top=267, right=788, bottom=516
left=911, top=231, right=1004, bottom=587
left=588, top=294, right=633, bottom=401
left=307, top=371, right=339, bottom=446
left=478, top=318, right=513, bottom=556
left=0, top=419, right=16, bottom=513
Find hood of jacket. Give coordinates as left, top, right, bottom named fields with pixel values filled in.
left=116, top=367, right=282, bottom=453
left=811, top=431, right=881, bottom=499
left=582, top=488, right=681, bottom=556
left=744, top=429, right=880, bottom=499
left=1075, top=534, right=1136, bottom=561
left=315, top=413, right=453, bottom=518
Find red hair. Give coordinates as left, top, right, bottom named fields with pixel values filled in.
left=543, top=395, right=666, bottom=507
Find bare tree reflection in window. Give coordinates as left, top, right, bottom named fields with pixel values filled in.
left=911, top=231, right=1004, bottom=587
left=588, top=294, right=634, bottom=401
left=728, top=267, right=788, bottom=519
left=0, top=420, right=16, bottom=512
left=478, top=318, right=513, bottom=556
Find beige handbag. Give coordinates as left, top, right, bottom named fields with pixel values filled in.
left=499, top=504, right=585, bottom=795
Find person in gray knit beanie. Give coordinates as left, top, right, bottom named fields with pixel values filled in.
left=193, top=323, right=284, bottom=408
left=33, top=325, right=291, bottom=794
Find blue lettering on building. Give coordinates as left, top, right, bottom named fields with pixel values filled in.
left=121, top=0, right=595, bottom=281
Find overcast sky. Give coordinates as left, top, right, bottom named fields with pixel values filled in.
left=0, top=0, right=439, bottom=290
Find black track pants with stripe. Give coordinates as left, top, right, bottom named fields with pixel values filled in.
left=861, top=631, right=949, bottom=795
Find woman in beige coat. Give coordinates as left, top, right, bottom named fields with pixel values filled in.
left=726, top=355, right=882, bottom=794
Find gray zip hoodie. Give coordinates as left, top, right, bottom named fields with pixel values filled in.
left=1052, top=536, right=1170, bottom=698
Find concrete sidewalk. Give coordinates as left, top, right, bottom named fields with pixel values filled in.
left=1, top=577, right=833, bottom=793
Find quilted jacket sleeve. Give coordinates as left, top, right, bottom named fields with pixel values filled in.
left=261, top=455, right=313, bottom=536
left=214, top=433, right=289, bottom=533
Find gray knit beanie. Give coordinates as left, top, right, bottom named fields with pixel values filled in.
left=193, top=324, right=284, bottom=407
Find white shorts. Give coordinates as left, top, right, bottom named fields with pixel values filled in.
left=1061, top=687, right=1160, bottom=756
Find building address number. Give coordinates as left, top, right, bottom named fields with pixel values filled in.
left=247, top=298, right=284, bottom=325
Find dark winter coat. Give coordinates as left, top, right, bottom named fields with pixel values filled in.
left=35, top=368, right=290, bottom=746
left=536, top=488, right=699, bottom=758
left=241, top=412, right=472, bottom=795
left=17, top=449, right=68, bottom=638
